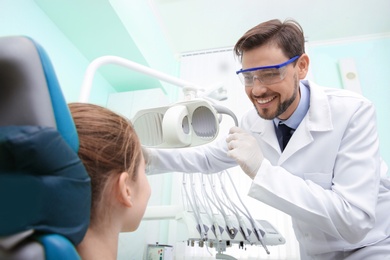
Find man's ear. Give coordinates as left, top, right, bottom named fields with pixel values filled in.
left=297, top=53, right=310, bottom=79
left=117, top=172, right=132, bottom=208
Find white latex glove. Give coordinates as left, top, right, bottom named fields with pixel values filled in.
left=226, top=127, right=263, bottom=179
left=141, top=146, right=154, bottom=174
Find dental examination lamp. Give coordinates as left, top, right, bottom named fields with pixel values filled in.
left=79, top=55, right=237, bottom=148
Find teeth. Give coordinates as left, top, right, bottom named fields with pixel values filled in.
left=257, top=96, right=275, bottom=104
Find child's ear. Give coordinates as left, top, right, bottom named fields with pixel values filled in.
left=117, top=172, right=133, bottom=208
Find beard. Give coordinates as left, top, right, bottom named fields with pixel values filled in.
left=256, top=74, right=299, bottom=120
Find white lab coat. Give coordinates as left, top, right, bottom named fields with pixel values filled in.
left=148, top=80, right=390, bottom=259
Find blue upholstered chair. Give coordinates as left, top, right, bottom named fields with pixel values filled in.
left=0, top=36, right=91, bottom=259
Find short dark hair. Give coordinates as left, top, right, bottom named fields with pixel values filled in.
left=234, top=19, right=305, bottom=60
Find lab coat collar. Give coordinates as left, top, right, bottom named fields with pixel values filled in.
left=302, top=80, right=334, bottom=132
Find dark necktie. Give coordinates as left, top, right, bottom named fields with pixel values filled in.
left=279, top=123, right=294, bottom=151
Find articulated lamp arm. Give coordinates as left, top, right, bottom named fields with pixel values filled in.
left=78, top=55, right=203, bottom=102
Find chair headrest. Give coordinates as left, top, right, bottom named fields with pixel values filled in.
left=0, top=36, right=78, bottom=152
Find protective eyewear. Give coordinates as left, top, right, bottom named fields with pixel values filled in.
left=236, top=56, right=299, bottom=86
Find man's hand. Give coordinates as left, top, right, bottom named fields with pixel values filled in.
left=226, top=127, right=263, bottom=179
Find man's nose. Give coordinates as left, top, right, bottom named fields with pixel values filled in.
left=251, top=77, right=267, bottom=95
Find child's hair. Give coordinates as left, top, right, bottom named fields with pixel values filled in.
left=69, top=102, right=142, bottom=225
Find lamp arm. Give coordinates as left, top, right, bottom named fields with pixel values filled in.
left=79, top=55, right=202, bottom=102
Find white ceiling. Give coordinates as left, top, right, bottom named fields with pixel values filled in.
left=34, top=0, right=390, bottom=92
left=148, top=0, right=390, bottom=54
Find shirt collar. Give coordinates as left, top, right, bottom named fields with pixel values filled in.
left=274, top=81, right=310, bottom=129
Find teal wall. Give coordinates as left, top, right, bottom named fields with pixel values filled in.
left=0, top=0, right=180, bottom=106
left=308, top=36, right=390, bottom=165
left=0, top=0, right=116, bottom=106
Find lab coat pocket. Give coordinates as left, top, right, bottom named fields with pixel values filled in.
left=303, top=172, right=333, bottom=189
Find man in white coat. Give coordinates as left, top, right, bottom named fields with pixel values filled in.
left=144, top=19, right=390, bottom=259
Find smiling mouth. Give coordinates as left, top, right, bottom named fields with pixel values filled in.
left=255, top=95, right=277, bottom=104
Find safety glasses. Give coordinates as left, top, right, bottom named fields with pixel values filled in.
left=236, top=55, right=299, bottom=86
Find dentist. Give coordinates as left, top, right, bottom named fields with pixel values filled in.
left=144, top=19, right=390, bottom=259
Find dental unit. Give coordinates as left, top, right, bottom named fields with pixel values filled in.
left=79, top=56, right=285, bottom=259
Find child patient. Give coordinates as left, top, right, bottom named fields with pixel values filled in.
left=69, top=103, right=151, bottom=260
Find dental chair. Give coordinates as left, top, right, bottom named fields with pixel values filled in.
left=0, top=36, right=91, bottom=259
